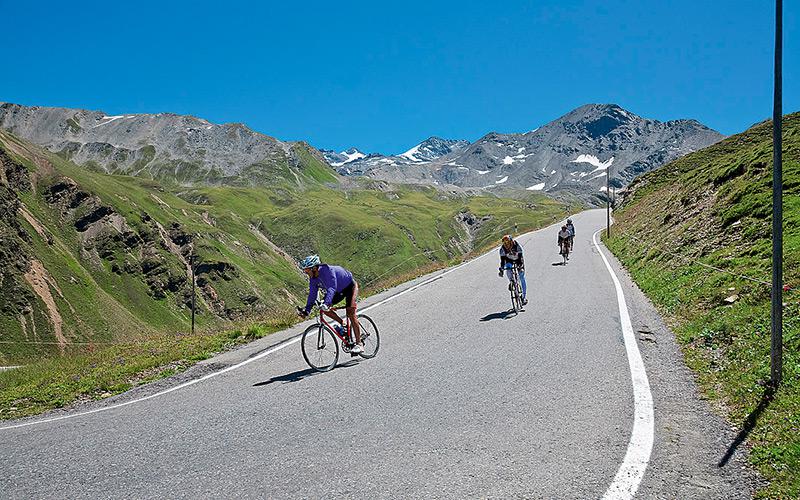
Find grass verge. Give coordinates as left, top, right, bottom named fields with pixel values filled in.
left=605, top=113, right=799, bottom=498
left=0, top=310, right=295, bottom=421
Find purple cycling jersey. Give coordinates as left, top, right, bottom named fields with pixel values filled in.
left=304, top=264, right=354, bottom=313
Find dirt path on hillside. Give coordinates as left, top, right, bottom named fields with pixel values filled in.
left=23, top=260, right=66, bottom=352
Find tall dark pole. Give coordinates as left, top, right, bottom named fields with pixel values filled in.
left=190, top=254, right=196, bottom=335
left=771, top=0, right=783, bottom=387
left=606, top=166, right=611, bottom=238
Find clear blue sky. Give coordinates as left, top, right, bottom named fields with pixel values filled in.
left=1, top=0, right=796, bottom=154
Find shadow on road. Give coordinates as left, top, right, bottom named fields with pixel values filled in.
left=552, top=261, right=567, bottom=266
left=252, top=360, right=360, bottom=387
left=718, top=385, right=775, bottom=467
left=480, top=310, right=517, bottom=321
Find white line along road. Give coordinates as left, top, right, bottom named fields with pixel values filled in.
left=593, top=228, right=655, bottom=499
left=1, top=214, right=655, bottom=500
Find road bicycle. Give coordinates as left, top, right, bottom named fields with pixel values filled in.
left=560, top=240, right=570, bottom=265
left=503, top=263, right=525, bottom=313
left=299, top=301, right=380, bottom=372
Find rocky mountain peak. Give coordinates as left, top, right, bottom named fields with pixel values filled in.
left=321, top=147, right=367, bottom=167
left=399, top=137, right=470, bottom=162
left=332, top=103, right=724, bottom=204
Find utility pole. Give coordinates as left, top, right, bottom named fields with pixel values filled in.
left=190, top=254, right=196, bottom=335
left=771, top=0, right=783, bottom=387
left=606, top=165, right=611, bottom=238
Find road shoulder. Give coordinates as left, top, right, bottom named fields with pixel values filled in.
left=598, top=239, right=764, bottom=498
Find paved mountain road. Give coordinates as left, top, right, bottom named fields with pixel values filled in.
left=0, top=210, right=758, bottom=498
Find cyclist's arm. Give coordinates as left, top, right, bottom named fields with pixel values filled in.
left=304, top=280, right=319, bottom=314
left=322, top=270, right=337, bottom=308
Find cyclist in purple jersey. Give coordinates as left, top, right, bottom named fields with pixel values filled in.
left=297, top=255, right=363, bottom=354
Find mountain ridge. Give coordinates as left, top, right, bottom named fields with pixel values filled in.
left=328, top=103, right=724, bottom=203
left=0, top=101, right=723, bottom=203
left=0, top=102, right=336, bottom=188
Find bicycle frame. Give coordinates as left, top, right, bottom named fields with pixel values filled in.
left=317, top=305, right=352, bottom=344
left=301, top=301, right=380, bottom=371
left=504, top=263, right=523, bottom=312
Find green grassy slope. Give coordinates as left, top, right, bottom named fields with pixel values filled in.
left=605, top=113, right=800, bottom=498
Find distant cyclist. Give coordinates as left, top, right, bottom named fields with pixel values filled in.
left=558, top=225, right=571, bottom=261
left=498, top=234, right=527, bottom=305
left=566, top=219, right=575, bottom=252
left=297, top=255, right=363, bottom=354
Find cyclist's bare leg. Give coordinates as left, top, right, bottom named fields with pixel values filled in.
left=348, top=281, right=361, bottom=343
left=322, top=309, right=344, bottom=326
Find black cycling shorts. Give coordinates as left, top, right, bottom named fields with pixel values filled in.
left=330, top=281, right=356, bottom=308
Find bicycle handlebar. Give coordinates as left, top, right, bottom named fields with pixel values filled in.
left=299, top=300, right=347, bottom=314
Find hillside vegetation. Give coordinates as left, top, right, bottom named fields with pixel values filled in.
left=0, top=130, right=574, bottom=418
left=606, top=113, right=800, bottom=498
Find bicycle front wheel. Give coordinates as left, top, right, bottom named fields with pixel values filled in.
left=301, top=324, right=339, bottom=372
left=356, top=314, right=380, bottom=359
left=510, top=278, right=520, bottom=312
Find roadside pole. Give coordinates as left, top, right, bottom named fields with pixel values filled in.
left=190, top=254, right=196, bottom=335
left=771, top=0, right=783, bottom=387
left=606, top=165, right=611, bottom=238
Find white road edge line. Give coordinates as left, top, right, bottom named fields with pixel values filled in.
left=593, top=229, right=655, bottom=500
left=0, top=248, right=485, bottom=431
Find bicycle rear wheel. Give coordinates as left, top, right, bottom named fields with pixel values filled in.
left=356, top=314, right=380, bottom=359
left=301, top=324, right=339, bottom=372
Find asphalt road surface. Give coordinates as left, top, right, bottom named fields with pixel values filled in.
left=0, top=209, right=759, bottom=498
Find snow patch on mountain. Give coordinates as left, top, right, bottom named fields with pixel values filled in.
left=571, top=154, right=614, bottom=169
left=328, top=149, right=366, bottom=167
left=94, top=115, right=125, bottom=127
left=527, top=183, right=545, bottom=191
left=399, top=144, right=422, bottom=162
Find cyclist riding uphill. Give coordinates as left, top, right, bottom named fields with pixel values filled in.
left=297, top=255, right=363, bottom=354
left=558, top=226, right=571, bottom=258
left=566, top=218, right=575, bottom=250
left=498, top=234, right=528, bottom=305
